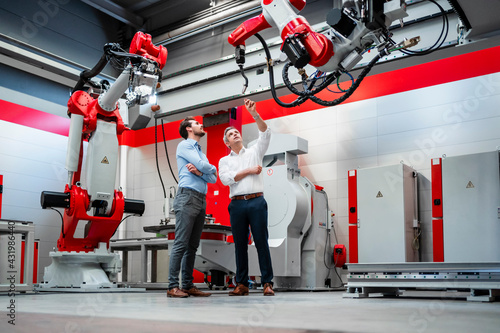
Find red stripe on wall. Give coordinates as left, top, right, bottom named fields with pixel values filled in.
left=117, top=119, right=184, bottom=147
left=252, top=45, right=500, bottom=124
left=0, top=99, right=70, bottom=136
left=2, top=46, right=500, bottom=146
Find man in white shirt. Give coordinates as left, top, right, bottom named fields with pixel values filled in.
left=218, top=99, right=274, bottom=296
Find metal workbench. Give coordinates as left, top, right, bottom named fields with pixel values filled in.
left=109, top=237, right=170, bottom=289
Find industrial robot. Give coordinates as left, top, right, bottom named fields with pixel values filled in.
left=228, top=0, right=419, bottom=107
left=38, top=32, right=167, bottom=290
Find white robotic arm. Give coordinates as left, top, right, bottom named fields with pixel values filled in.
left=229, top=0, right=420, bottom=108
left=41, top=32, right=167, bottom=252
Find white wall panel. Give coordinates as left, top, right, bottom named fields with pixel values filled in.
left=334, top=216, right=349, bottom=239
left=378, top=117, right=500, bottom=156
left=378, top=94, right=500, bottom=136
left=267, top=114, right=301, bottom=134
left=337, top=137, right=378, bottom=161
left=377, top=73, right=500, bottom=116
left=337, top=198, right=349, bottom=221
left=337, top=99, right=377, bottom=123
left=0, top=120, right=69, bottom=282
left=336, top=156, right=380, bottom=177
left=298, top=106, right=337, bottom=130
left=300, top=162, right=338, bottom=183
left=337, top=117, right=378, bottom=141
left=299, top=125, right=337, bottom=148
left=299, top=143, right=337, bottom=166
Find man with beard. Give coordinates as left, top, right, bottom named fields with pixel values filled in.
left=167, top=117, right=217, bottom=298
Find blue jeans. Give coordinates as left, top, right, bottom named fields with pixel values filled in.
left=168, top=187, right=206, bottom=289
left=228, top=196, right=273, bottom=286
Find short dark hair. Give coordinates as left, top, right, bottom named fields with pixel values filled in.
left=179, top=117, right=196, bottom=139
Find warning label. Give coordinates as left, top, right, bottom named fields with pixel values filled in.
left=101, top=156, right=109, bottom=164
left=466, top=181, right=474, bottom=189
left=376, top=191, right=383, bottom=198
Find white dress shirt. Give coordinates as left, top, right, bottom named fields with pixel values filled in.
left=219, top=128, right=271, bottom=198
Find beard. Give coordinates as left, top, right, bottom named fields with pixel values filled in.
left=194, top=128, right=206, bottom=137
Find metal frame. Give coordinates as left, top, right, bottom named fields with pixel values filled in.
left=109, top=237, right=170, bottom=289
left=344, top=262, right=500, bottom=302
left=0, top=220, right=35, bottom=293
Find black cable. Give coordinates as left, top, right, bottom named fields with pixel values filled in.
left=255, top=32, right=382, bottom=108
left=111, top=214, right=133, bottom=238
left=329, top=216, right=344, bottom=287
left=161, top=119, right=179, bottom=184
left=50, top=207, right=65, bottom=238
left=310, top=53, right=382, bottom=106
left=397, top=0, right=449, bottom=56
left=155, top=117, right=167, bottom=199
left=254, top=33, right=309, bottom=108
left=323, top=228, right=344, bottom=288
left=239, top=65, right=249, bottom=94
left=282, top=61, right=338, bottom=98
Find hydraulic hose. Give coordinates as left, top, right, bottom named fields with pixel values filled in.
left=71, top=43, right=148, bottom=94
left=72, top=53, right=109, bottom=93
left=239, top=64, right=249, bottom=94
left=254, top=33, right=309, bottom=108
left=254, top=32, right=385, bottom=108
left=308, top=52, right=382, bottom=106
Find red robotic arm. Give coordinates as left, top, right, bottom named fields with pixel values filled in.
left=228, top=0, right=333, bottom=68
left=41, top=31, right=166, bottom=253
left=228, top=0, right=413, bottom=109
left=130, top=32, right=168, bottom=69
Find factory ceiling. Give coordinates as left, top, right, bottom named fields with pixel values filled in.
left=82, top=0, right=500, bottom=45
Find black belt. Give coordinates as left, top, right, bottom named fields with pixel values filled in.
left=231, top=192, right=263, bottom=200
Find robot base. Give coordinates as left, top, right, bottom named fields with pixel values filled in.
left=37, top=242, right=139, bottom=292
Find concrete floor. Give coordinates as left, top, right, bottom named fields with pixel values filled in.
left=1, top=288, right=500, bottom=333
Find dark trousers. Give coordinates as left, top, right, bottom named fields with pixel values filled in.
left=228, top=196, right=273, bottom=286
left=168, top=187, right=206, bottom=289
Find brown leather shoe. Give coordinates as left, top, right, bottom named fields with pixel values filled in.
left=229, top=283, right=249, bottom=296
left=167, top=287, right=189, bottom=298
left=181, top=286, right=211, bottom=297
left=263, top=283, right=275, bottom=296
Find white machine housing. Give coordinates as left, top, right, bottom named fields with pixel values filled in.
left=353, top=163, right=419, bottom=263
left=437, top=151, right=500, bottom=262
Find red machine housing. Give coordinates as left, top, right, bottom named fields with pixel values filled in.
left=431, top=158, right=444, bottom=262
left=333, top=244, right=347, bottom=267
left=129, top=32, right=168, bottom=70
left=347, top=169, right=358, bottom=263
left=58, top=92, right=127, bottom=252
left=0, top=174, right=3, bottom=219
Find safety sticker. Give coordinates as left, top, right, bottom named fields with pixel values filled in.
left=101, top=156, right=109, bottom=164
left=466, top=181, right=474, bottom=189
left=376, top=191, right=383, bottom=198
